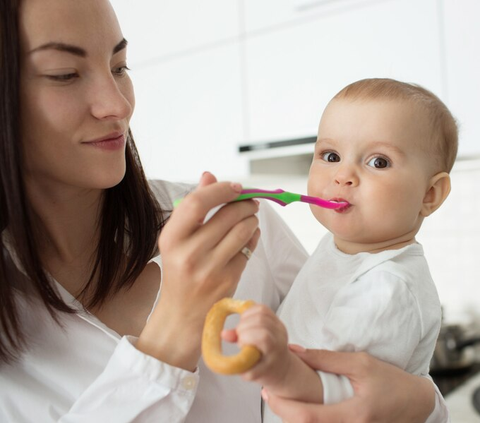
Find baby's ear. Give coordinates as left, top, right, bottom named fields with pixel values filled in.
left=421, top=172, right=451, bottom=217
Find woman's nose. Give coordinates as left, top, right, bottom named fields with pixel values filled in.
left=90, top=76, right=133, bottom=121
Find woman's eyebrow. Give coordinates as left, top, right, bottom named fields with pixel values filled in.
left=29, top=38, right=128, bottom=57
left=113, top=38, right=128, bottom=54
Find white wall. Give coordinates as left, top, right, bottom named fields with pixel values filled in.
left=418, top=160, right=480, bottom=324
left=111, top=0, right=480, bottom=183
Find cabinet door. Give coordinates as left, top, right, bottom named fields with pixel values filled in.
left=244, top=0, right=442, bottom=144
left=129, top=45, right=246, bottom=182
left=244, top=0, right=378, bottom=33
left=110, top=0, right=240, bottom=65
left=444, top=0, right=480, bottom=157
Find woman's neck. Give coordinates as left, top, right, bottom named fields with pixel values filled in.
left=25, top=179, right=103, bottom=264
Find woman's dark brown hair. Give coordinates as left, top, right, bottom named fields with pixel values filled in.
left=0, top=0, right=166, bottom=363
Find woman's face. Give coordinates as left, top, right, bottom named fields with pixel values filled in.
left=19, top=0, right=135, bottom=192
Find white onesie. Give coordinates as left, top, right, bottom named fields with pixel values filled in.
left=264, top=232, right=441, bottom=422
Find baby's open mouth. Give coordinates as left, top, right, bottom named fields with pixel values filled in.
left=330, top=198, right=351, bottom=212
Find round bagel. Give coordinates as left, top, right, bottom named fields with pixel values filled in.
left=202, top=298, right=261, bottom=374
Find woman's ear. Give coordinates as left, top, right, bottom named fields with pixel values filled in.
left=421, top=172, right=451, bottom=217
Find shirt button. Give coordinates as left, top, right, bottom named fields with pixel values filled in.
left=182, top=376, right=197, bottom=390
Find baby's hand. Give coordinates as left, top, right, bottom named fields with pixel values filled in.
left=227, top=305, right=292, bottom=389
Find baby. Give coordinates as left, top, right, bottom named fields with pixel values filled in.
left=229, top=78, right=458, bottom=421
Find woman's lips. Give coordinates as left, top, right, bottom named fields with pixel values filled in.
left=83, top=133, right=125, bottom=151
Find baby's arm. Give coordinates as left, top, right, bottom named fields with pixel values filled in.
left=229, top=305, right=324, bottom=404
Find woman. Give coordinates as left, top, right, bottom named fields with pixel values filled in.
left=0, top=0, right=448, bottom=421
left=0, top=0, right=305, bottom=420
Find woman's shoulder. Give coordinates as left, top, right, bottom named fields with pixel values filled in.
left=148, top=180, right=195, bottom=209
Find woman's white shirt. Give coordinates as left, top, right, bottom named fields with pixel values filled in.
left=0, top=180, right=308, bottom=422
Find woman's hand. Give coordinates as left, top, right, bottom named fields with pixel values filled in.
left=137, top=172, right=260, bottom=370
left=263, top=348, right=436, bottom=423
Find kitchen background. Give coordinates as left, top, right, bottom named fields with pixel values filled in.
left=110, top=0, right=480, bottom=419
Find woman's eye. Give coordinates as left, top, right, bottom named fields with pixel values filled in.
left=112, top=65, right=130, bottom=76
left=367, top=156, right=390, bottom=169
left=46, top=73, right=78, bottom=82
left=322, top=152, right=340, bottom=163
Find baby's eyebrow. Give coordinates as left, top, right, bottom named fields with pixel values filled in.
left=315, top=138, right=334, bottom=146
left=369, top=141, right=405, bottom=156
left=315, top=138, right=406, bottom=156
left=29, top=38, right=128, bottom=58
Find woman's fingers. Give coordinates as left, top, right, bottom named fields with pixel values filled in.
left=238, top=226, right=261, bottom=263
left=159, top=174, right=262, bottom=301
left=264, top=389, right=351, bottom=423
left=283, top=349, right=436, bottom=423
left=165, top=172, right=261, bottom=266
left=197, top=171, right=217, bottom=187
left=164, top=180, right=244, bottom=243
left=291, top=348, right=376, bottom=381
left=209, top=213, right=260, bottom=266
left=190, top=199, right=260, bottom=252
left=211, top=226, right=261, bottom=298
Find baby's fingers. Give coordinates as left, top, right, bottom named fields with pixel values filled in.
left=237, top=307, right=287, bottom=352
left=221, top=329, right=238, bottom=343
left=237, top=305, right=281, bottom=334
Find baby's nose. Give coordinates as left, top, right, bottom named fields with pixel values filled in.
left=334, top=168, right=358, bottom=187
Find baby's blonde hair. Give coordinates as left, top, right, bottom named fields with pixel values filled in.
left=333, top=78, right=458, bottom=173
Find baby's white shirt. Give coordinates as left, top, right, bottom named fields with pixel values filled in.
left=264, top=232, right=442, bottom=423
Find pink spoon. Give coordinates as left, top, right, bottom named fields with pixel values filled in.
left=235, top=188, right=348, bottom=209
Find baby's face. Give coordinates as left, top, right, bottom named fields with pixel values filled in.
left=308, top=98, right=435, bottom=254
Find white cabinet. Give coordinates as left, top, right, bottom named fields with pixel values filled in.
left=129, top=45, right=246, bottom=182
left=243, top=0, right=443, bottom=144
left=443, top=0, right=480, bottom=157
left=244, top=0, right=378, bottom=33
left=110, top=0, right=240, bottom=66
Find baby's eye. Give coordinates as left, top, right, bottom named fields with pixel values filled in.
left=322, top=152, right=340, bottom=163
left=367, top=156, right=390, bottom=169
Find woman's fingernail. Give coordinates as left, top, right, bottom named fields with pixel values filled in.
left=261, top=388, right=269, bottom=402
left=231, top=182, right=242, bottom=193
left=288, top=344, right=307, bottom=353
left=202, top=171, right=210, bottom=177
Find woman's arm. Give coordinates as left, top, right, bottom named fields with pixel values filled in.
left=263, top=348, right=448, bottom=423
left=56, top=337, right=199, bottom=423
left=55, top=174, right=261, bottom=423
left=138, top=173, right=260, bottom=370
